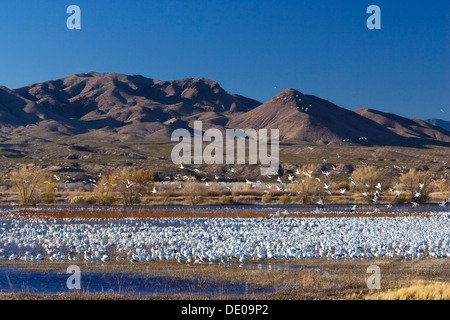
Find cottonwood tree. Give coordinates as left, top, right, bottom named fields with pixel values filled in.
left=9, top=165, right=46, bottom=205
left=93, top=175, right=117, bottom=205
left=351, top=166, right=388, bottom=204
left=110, top=168, right=154, bottom=206
left=399, top=169, right=433, bottom=203
left=295, top=164, right=321, bottom=204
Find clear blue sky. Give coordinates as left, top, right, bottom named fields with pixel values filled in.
left=0, top=0, right=448, bottom=120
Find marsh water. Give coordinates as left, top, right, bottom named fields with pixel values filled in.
left=0, top=204, right=447, bottom=296
left=0, top=266, right=277, bottom=296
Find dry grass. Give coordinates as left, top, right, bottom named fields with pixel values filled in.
left=1, top=257, right=448, bottom=300
left=362, top=280, right=450, bottom=300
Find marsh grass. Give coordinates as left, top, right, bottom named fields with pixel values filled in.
left=1, top=258, right=448, bottom=300
left=361, top=280, right=450, bottom=300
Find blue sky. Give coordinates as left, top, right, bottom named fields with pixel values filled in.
left=0, top=0, right=448, bottom=120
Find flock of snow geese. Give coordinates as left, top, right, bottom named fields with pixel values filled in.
left=0, top=212, right=448, bottom=264
left=2, top=148, right=448, bottom=265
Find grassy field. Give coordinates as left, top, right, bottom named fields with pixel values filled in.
left=1, top=137, right=449, bottom=181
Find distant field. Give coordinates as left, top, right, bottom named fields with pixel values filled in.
left=0, top=136, right=449, bottom=180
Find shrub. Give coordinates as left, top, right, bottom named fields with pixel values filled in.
left=85, top=196, right=97, bottom=205
left=278, top=193, right=292, bottom=205
left=391, top=195, right=407, bottom=204
left=43, top=178, right=56, bottom=204
left=188, top=196, right=203, bottom=206
left=220, top=195, right=234, bottom=205
left=261, top=193, right=272, bottom=204
left=70, top=196, right=86, bottom=204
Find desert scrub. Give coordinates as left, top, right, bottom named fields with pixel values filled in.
left=261, top=193, right=272, bottom=204
left=70, top=196, right=86, bottom=204
left=391, top=195, right=407, bottom=204
left=220, top=195, right=234, bottom=205
left=278, top=194, right=292, bottom=205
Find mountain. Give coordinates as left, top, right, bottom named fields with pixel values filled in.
left=4, top=72, right=260, bottom=139
left=227, top=89, right=443, bottom=146
left=0, top=72, right=449, bottom=147
left=353, top=109, right=450, bottom=144
left=424, top=119, right=450, bottom=132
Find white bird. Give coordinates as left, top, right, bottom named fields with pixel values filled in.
left=411, top=202, right=419, bottom=209
left=9, top=254, right=18, bottom=260
left=180, top=163, right=184, bottom=169
left=324, top=184, right=330, bottom=190
left=340, top=189, right=346, bottom=194
left=151, top=187, right=157, bottom=194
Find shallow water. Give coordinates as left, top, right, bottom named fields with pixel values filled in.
left=0, top=267, right=272, bottom=296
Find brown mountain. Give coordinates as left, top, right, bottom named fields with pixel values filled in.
left=354, top=108, right=450, bottom=144
left=424, top=119, right=450, bottom=133
left=0, top=72, right=449, bottom=147
left=3, top=72, right=260, bottom=139
left=226, top=88, right=433, bottom=146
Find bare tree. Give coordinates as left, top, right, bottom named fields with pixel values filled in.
left=10, top=165, right=46, bottom=205
left=93, top=175, right=116, bottom=205
left=399, top=169, right=433, bottom=203
left=352, top=166, right=388, bottom=204
left=110, top=168, right=154, bottom=206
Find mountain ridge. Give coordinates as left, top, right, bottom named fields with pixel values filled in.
left=0, top=72, right=449, bottom=147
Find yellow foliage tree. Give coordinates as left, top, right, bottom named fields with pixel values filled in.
left=10, top=165, right=46, bottom=205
